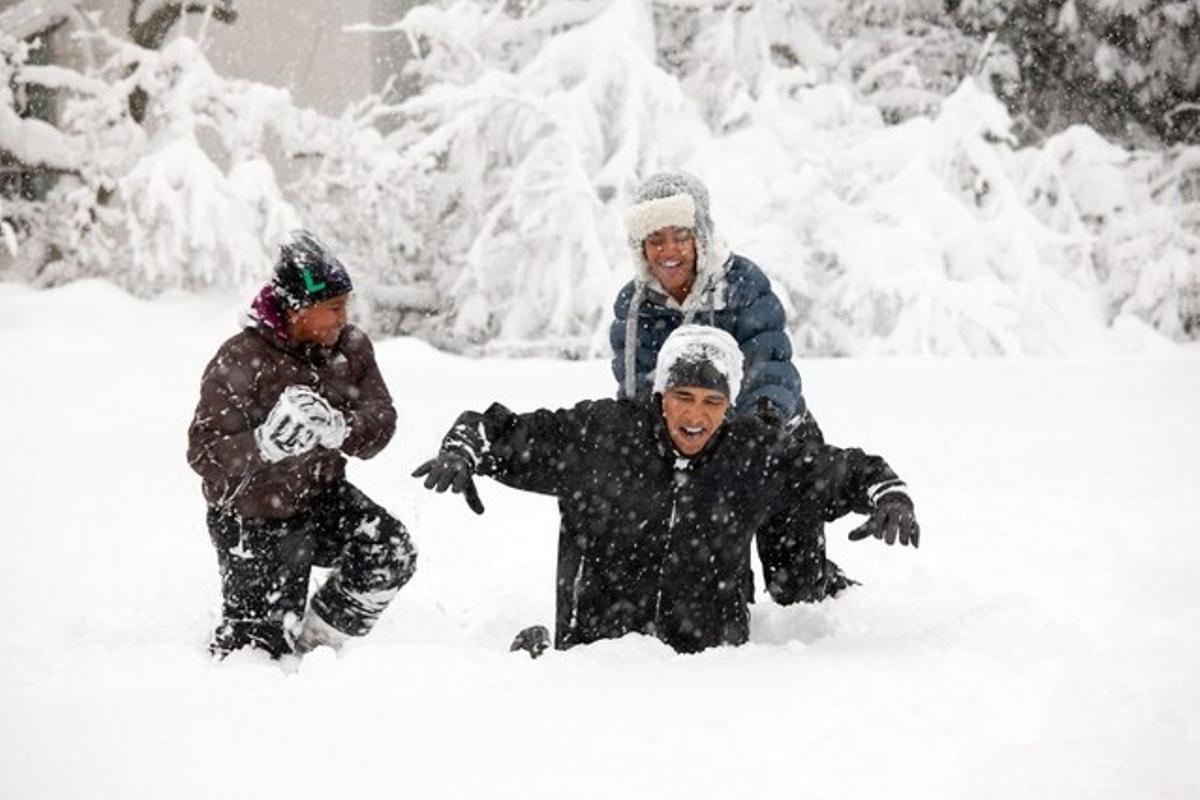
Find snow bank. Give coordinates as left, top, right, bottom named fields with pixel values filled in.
left=0, top=282, right=1197, bottom=798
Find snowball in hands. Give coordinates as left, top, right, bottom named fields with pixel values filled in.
left=255, top=385, right=345, bottom=463
left=286, top=386, right=348, bottom=450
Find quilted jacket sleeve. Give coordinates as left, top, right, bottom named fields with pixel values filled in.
left=186, top=336, right=271, bottom=487
left=725, top=257, right=804, bottom=419
left=339, top=329, right=396, bottom=459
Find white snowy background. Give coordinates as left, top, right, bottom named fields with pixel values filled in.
left=1, top=282, right=1197, bottom=798
left=2, top=0, right=1199, bottom=797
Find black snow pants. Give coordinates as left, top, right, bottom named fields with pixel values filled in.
left=207, top=480, right=417, bottom=658
left=754, top=411, right=852, bottom=604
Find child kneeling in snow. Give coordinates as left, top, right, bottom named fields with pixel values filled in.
left=187, top=230, right=416, bottom=659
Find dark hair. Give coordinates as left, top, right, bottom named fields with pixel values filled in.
left=662, top=357, right=730, bottom=397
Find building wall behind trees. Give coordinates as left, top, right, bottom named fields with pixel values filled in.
left=63, top=0, right=413, bottom=116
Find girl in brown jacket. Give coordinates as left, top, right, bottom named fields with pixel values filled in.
left=187, top=230, right=416, bottom=659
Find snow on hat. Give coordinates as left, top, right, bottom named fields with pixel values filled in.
left=653, top=324, right=743, bottom=399
left=272, top=229, right=353, bottom=309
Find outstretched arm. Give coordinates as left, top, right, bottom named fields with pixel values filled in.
left=844, top=479, right=916, bottom=546
left=779, top=443, right=920, bottom=548
left=413, top=400, right=608, bottom=512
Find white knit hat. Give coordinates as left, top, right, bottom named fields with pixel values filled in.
left=652, top=325, right=744, bottom=399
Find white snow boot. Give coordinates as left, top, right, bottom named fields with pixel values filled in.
left=295, top=608, right=352, bottom=655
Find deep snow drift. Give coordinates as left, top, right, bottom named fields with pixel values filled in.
left=1, top=281, right=1197, bottom=799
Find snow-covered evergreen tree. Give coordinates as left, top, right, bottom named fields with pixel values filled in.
left=949, top=0, right=1200, bottom=145
left=1, top=23, right=297, bottom=291
left=0, top=26, right=393, bottom=298
left=378, top=0, right=707, bottom=353
left=2, top=0, right=1197, bottom=353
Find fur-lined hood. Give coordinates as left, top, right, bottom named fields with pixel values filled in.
left=624, top=171, right=732, bottom=312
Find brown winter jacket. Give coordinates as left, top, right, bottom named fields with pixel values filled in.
left=187, top=322, right=396, bottom=519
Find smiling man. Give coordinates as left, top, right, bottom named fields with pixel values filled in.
left=415, top=326, right=918, bottom=655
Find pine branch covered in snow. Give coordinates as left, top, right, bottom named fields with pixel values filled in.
left=948, top=0, right=1200, bottom=146
left=0, top=36, right=83, bottom=172
left=378, top=0, right=705, bottom=353
left=1, top=0, right=1197, bottom=352
left=2, top=30, right=296, bottom=290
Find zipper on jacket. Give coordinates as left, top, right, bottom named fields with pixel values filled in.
left=653, top=458, right=690, bottom=623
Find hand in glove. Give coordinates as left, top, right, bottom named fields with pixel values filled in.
left=510, top=625, right=551, bottom=659
left=754, top=397, right=784, bottom=430
left=282, top=385, right=348, bottom=450
left=849, top=492, right=920, bottom=547
left=256, top=389, right=321, bottom=463
left=412, top=449, right=485, bottom=514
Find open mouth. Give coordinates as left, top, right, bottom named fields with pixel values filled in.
left=678, top=425, right=707, bottom=441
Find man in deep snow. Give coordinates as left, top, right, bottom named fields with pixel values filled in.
left=610, top=171, right=845, bottom=607
left=415, top=325, right=918, bottom=654
left=187, top=230, right=416, bottom=659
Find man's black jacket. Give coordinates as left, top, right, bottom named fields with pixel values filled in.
left=444, top=397, right=901, bottom=654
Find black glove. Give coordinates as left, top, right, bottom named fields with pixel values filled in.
left=849, top=493, right=919, bottom=547
left=412, top=450, right=484, bottom=514
left=754, top=397, right=784, bottom=430
left=510, top=625, right=551, bottom=659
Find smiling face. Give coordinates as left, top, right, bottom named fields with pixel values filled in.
left=661, top=385, right=730, bottom=456
left=643, top=226, right=697, bottom=304
left=286, top=293, right=350, bottom=347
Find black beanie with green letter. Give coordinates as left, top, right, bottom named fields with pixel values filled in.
left=272, top=229, right=354, bottom=309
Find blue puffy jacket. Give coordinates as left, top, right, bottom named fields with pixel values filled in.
left=609, top=254, right=805, bottom=419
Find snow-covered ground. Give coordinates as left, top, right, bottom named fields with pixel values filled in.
left=1, top=280, right=1198, bottom=799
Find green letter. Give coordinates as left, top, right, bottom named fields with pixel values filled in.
left=302, top=268, right=327, bottom=294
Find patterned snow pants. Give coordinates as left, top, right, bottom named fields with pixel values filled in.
left=754, top=411, right=852, bottom=605
left=207, top=480, right=417, bottom=658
